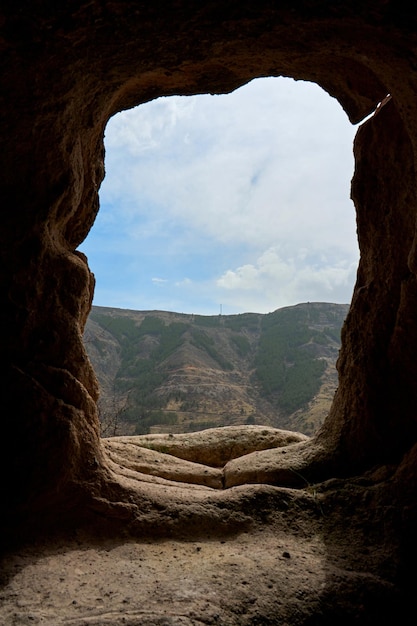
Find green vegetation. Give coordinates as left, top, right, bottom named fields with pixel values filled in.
left=133, top=410, right=178, bottom=435
left=323, top=325, right=342, bottom=342
left=87, top=303, right=347, bottom=434
left=255, top=307, right=328, bottom=414
left=90, top=312, right=139, bottom=340
left=191, top=329, right=233, bottom=370
left=193, top=315, right=222, bottom=327
left=91, top=314, right=188, bottom=432
left=230, top=333, right=251, bottom=357
left=224, top=313, right=260, bottom=332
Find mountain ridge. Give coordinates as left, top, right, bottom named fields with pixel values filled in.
left=84, top=302, right=349, bottom=437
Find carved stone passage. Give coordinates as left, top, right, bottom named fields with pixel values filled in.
left=1, top=3, right=417, bottom=618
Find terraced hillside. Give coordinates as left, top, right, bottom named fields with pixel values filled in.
left=84, top=302, right=348, bottom=436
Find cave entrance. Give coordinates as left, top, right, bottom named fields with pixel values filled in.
left=6, top=2, right=417, bottom=553
left=81, top=77, right=358, bottom=440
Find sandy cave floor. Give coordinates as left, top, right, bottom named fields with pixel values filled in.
left=0, top=489, right=404, bottom=626
left=0, top=524, right=327, bottom=626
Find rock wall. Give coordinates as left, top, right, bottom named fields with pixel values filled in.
left=326, top=100, right=417, bottom=469
left=1, top=2, right=417, bottom=545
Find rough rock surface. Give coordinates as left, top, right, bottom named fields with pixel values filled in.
left=1, top=2, right=417, bottom=623
left=102, top=426, right=308, bottom=489
left=112, top=425, right=309, bottom=467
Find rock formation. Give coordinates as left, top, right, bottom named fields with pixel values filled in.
left=1, top=2, right=417, bottom=622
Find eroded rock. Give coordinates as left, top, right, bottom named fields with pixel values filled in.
left=2, top=0, right=416, bottom=531
left=1, top=3, right=417, bottom=621
left=103, top=437, right=224, bottom=489
left=112, top=425, right=308, bottom=468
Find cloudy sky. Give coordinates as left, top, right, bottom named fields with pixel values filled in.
left=80, top=76, right=359, bottom=315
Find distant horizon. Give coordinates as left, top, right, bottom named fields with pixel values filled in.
left=81, top=76, right=359, bottom=316
left=89, top=299, right=351, bottom=318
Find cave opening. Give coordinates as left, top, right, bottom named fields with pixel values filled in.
left=83, top=76, right=358, bottom=314
left=3, top=8, right=417, bottom=620
left=81, top=76, right=358, bottom=440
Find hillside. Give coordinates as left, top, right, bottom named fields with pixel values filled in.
left=84, top=302, right=348, bottom=437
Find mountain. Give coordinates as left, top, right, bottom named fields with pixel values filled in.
left=83, top=302, right=349, bottom=437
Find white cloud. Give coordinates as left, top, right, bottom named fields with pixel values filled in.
left=215, top=246, right=357, bottom=312
left=105, top=96, right=197, bottom=157
left=101, top=76, right=357, bottom=253
left=83, top=76, right=359, bottom=314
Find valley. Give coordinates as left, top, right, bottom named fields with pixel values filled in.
left=84, top=302, right=348, bottom=437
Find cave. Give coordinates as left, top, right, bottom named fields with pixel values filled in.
left=1, top=2, right=417, bottom=623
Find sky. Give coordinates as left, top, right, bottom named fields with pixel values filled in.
left=79, top=76, right=359, bottom=316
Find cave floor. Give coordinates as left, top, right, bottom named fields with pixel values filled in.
left=0, top=490, right=406, bottom=626
left=0, top=429, right=410, bottom=624
left=0, top=526, right=329, bottom=625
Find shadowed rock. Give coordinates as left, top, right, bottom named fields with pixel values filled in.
left=1, top=2, right=417, bottom=623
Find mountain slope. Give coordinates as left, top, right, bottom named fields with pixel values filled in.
left=84, top=302, right=348, bottom=436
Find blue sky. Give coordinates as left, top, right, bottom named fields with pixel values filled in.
left=80, top=77, right=359, bottom=315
